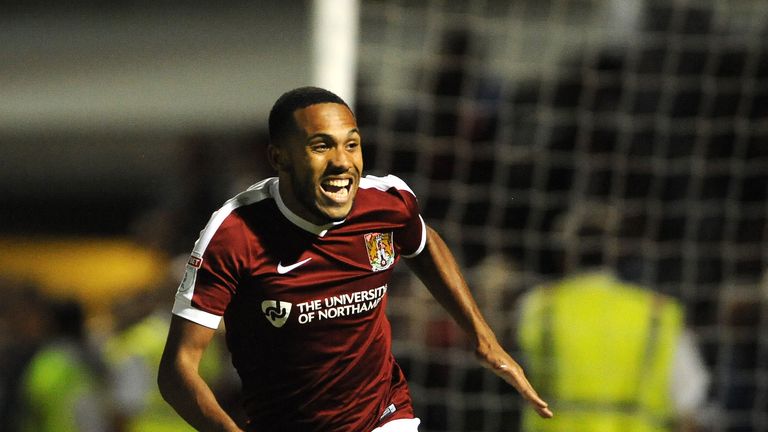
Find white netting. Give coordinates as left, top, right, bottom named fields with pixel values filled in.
left=355, top=1, right=768, bottom=431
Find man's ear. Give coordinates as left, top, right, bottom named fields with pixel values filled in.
left=267, top=144, right=284, bottom=171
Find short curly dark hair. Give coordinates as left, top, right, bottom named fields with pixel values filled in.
left=268, top=86, right=351, bottom=146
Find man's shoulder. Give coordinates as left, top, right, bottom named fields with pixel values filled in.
left=351, top=175, right=422, bottom=233
left=220, top=178, right=277, bottom=217
left=359, top=174, right=416, bottom=196
left=355, top=174, right=420, bottom=213
left=233, top=177, right=278, bottom=207
left=200, top=178, right=278, bottom=238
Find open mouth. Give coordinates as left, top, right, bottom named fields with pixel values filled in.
left=321, top=178, right=352, bottom=202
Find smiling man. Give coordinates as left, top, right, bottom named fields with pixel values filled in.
left=158, top=87, right=552, bottom=432
left=269, top=100, right=362, bottom=224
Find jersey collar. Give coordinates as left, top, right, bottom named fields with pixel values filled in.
left=270, top=179, right=345, bottom=237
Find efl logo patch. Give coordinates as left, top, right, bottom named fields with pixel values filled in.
left=177, top=264, right=197, bottom=293
left=364, top=232, right=395, bottom=272
left=188, top=255, right=203, bottom=268
left=261, top=300, right=292, bottom=328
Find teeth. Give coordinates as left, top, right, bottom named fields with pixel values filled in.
left=324, top=179, right=350, bottom=187
left=321, top=178, right=351, bottom=202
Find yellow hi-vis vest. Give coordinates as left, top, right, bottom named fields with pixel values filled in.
left=105, top=312, right=223, bottom=432
left=20, top=341, right=106, bottom=432
left=518, top=272, right=683, bottom=432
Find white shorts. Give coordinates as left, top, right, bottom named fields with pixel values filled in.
left=371, top=417, right=421, bottom=432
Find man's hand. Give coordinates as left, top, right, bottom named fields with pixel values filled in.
left=476, top=341, right=554, bottom=419
left=405, top=226, right=554, bottom=419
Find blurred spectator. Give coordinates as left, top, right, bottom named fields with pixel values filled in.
left=515, top=205, right=710, bottom=432
left=0, top=279, right=51, bottom=432
left=17, top=297, right=110, bottom=432
left=132, top=131, right=272, bottom=259
left=381, top=25, right=503, bottom=225
left=131, top=133, right=230, bottom=256
left=225, top=128, right=273, bottom=196
left=467, top=254, right=527, bottom=341
left=705, top=275, right=768, bottom=432
left=104, top=255, right=241, bottom=431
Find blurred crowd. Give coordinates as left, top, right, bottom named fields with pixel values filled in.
left=0, top=130, right=271, bottom=432
left=0, top=266, right=244, bottom=432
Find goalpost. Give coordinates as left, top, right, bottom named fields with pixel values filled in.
left=311, top=0, right=360, bottom=108
left=353, top=1, right=768, bottom=431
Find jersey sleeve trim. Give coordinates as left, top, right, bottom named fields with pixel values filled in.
left=172, top=297, right=222, bottom=329
left=359, top=174, right=416, bottom=195
left=401, top=215, right=427, bottom=258
left=190, top=178, right=275, bottom=257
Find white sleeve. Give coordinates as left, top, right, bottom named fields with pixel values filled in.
left=670, top=329, right=711, bottom=415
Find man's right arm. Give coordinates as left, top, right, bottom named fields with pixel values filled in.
left=158, top=315, right=243, bottom=432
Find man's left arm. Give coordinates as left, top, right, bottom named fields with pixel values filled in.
left=404, top=225, right=553, bottom=419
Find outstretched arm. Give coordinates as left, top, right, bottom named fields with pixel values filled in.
left=158, top=315, right=244, bottom=431
left=405, top=225, right=553, bottom=419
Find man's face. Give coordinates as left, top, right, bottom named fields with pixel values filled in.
left=275, top=102, right=363, bottom=224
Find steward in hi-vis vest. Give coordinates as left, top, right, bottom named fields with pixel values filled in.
left=106, top=312, right=223, bottom=432
left=518, top=272, right=683, bottom=432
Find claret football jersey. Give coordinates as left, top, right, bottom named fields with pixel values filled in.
left=172, top=174, right=427, bottom=432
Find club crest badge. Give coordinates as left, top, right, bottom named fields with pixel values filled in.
left=364, top=232, right=395, bottom=272
left=261, top=300, right=292, bottom=328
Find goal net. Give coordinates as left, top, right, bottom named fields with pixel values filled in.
left=354, top=1, right=768, bottom=431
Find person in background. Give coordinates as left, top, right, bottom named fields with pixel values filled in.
left=0, top=280, right=51, bottom=432
left=18, top=298, right=110, bottom=432
left=515, top=205, right=710, bottom=432
left=707, top=274, right=767, bottom=432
